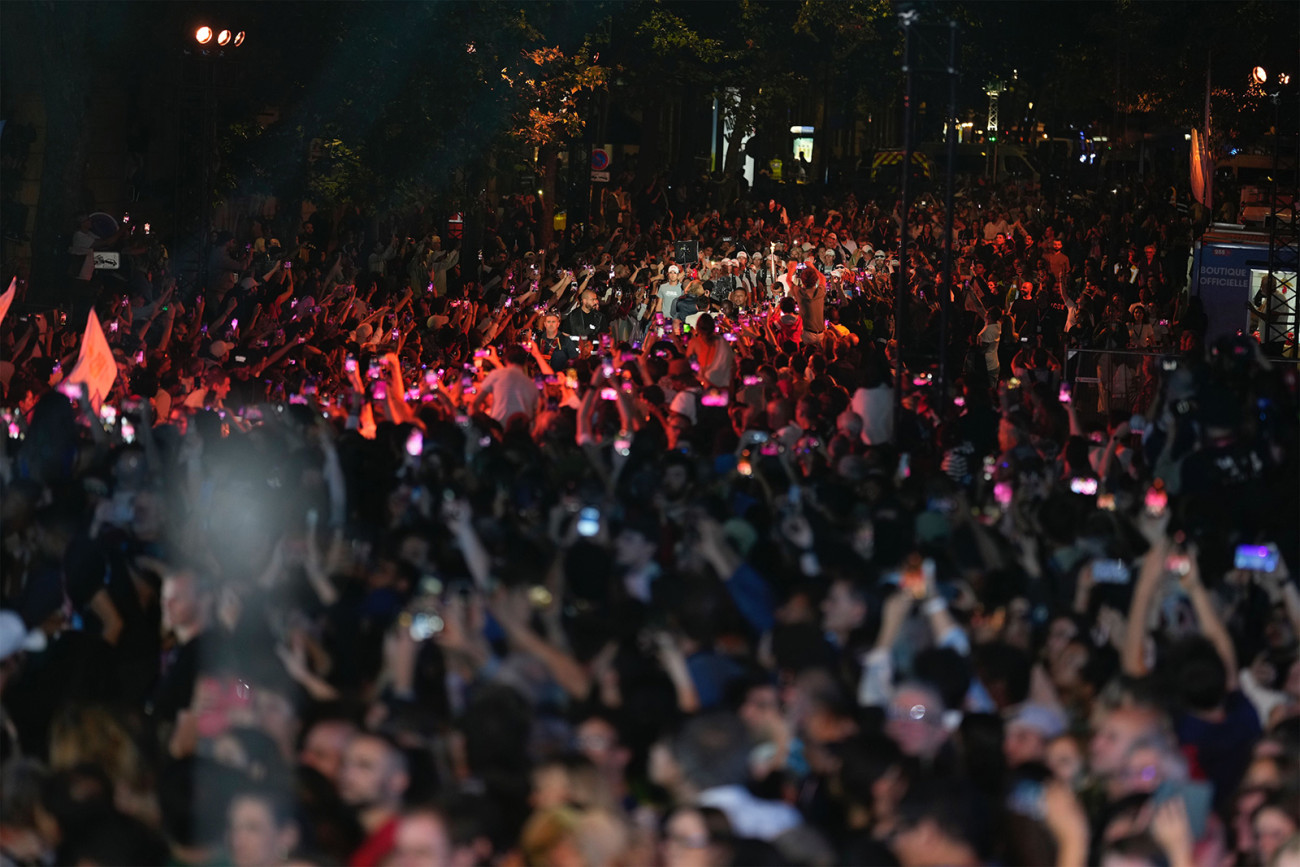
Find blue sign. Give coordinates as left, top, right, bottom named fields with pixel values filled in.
left=1193, top=237, right=1269, bottom=344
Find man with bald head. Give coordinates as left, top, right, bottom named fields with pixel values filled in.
left=563, top=289, right=607, bottom=342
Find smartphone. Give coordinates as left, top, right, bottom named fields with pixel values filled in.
left=900, top=558, right=932, bottom=600
left=283, top=261, right=293, bottom=270
left=408, top=612, right=444, bottom=641
left=1058, top=382, right=1072, bottom=404
left=1144, top=484, right=1168, bottom=517
left=1235, top=544, right=1280, bottom=572
left=576, top=506, right=600, bottom=538
left=1008, top=376, right=1022, bottom=389
left=405, top=429, right=424, bottom=457
left=994, top=481, right=1013, bottom=506
left=1092, top=559, right=1131, bottom=584
left=345, top=356, right=358, bottom=373
left=371, top=382, right=388, bottom=401
left=1069, top=477, right=1098, bottom=496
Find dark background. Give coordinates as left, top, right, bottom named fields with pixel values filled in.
left=2, top=1, right=1297, bottom=297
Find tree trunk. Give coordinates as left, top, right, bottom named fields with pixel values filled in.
left=538, top=145, right=557, bottom=250
left=638, top=89, right=664, bottom=186
left=31, top=2, right=93, bottom=303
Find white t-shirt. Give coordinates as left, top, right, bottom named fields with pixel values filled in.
left=978, top=320, right=1002, bottom=378
left=657, top=281, right=683, bottom=319
left=69, top=229, right=97, bottom=281
left=851, top=385, right=894, bottom=445
left=478, top=365, right=538, bottom=424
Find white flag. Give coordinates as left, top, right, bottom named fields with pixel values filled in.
left=0, top=278, right=14, bottom=327
left=66, top=310, right=118, bottom=411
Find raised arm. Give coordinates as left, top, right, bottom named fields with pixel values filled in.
left=1123, top=535, right=1169, bottom=678
left=1180, top=546, right=1239, bottom=691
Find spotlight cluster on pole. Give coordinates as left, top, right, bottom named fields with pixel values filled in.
left=1251, top=67, right=1292, bottom=87
left=194, top=25, right=245, bottom=51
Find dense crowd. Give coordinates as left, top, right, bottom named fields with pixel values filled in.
left=0, top=172, right=1297, bottom=867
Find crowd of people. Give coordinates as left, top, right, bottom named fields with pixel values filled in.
left=0, top=170, right=1297, bottom=867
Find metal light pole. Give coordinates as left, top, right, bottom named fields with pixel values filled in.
left=938, top=21, right=959, bottom=405
left=186, top=25, right=244, bottom=294
left=894, top=10, right=917, bottom=443
left=1262, top=69, right=1298, bottom=353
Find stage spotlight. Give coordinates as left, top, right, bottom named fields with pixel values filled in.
left=217, top=29, right=232, bottom=46
left=1252, top=66, right=1267, bottom=84
left=233, top=31, right=245, bottom=47
left=196, top=26, right=213, bottom=44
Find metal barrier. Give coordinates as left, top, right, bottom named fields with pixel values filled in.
left=1064, top=348, right=1161, bottom=417
left=1065, top=345, right=1300, bottom=418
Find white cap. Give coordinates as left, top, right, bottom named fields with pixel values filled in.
left=669, top=390, right=697, bottom=424
left=0, top=611, right=46, bottom=661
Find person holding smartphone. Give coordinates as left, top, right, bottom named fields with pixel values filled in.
left=787, top=256, right=826, bottom=346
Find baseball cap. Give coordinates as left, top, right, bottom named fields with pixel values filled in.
left=208, top=340, right=233, bottom=360
left=669, top=390, right=697, bottom=424
left=1005, top=703, right=1067, bottom=740
left=0, top=611, right=46, bottom=661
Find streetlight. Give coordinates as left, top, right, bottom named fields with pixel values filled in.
left=193, top=24, right=244, bottom=50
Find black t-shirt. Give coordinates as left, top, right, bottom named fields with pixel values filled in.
left=1010, top=296, right=1043, bottom=336
left=153, top=633, right=205, bottom=724
left=563, top=307, right=607, bottom=338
